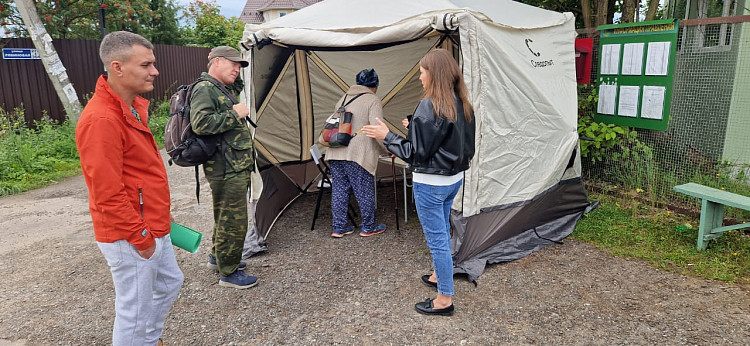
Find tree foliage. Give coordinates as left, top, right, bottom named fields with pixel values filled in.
left=146, top=0, right=181, bottom=45
left=1, top=0, right=182, bottom=43
left=3, top=0, right=155, bottom=39
left=518, top=0, right=665, bottom=29
left=518, top=0, right=588, bottom=28
left=180, top=0, right=244, bottom=48
left=0, top=1, right=20, bottom=35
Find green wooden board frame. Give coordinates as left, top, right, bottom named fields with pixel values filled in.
left=594, top=19, right=679, bottom=131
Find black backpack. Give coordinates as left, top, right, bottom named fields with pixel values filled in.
left=164, top=77, right=256, bottom=201
left=166, top=78, right=222, bottom=167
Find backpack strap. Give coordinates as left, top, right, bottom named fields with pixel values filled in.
left=338, top=93, right=366, bottom=135
left=198, top=77, right=258, bottom=128
left=194, top=166, right=201, bottom=204
left=339, top=93, right=365, bottom=109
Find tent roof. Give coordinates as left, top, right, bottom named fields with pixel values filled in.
left=259, top=0, right=567, bottom=29
left=244, top=0, right=572, bottom=48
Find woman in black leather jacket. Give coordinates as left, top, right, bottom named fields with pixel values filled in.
left=363, top=49, right=475, bottom=316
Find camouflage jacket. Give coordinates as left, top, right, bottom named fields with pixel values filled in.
left=190, top=72, right=254, bottom=179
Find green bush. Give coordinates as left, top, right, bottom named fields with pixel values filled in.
left=0, top=99, right=171, bottom=197
left=0, top=108, right=80, bottom=196
left=148, top=98, right=171, bottom=147
left=577, top=86, right=750, bottom=219
left=577, top=86, right=645, bottom=163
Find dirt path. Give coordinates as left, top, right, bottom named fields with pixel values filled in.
left=1, top=153, right=749, bottom=345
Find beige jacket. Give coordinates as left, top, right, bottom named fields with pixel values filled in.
left=321, top=85, right=387, bottom=175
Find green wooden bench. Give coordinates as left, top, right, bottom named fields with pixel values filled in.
left=673, top=183, right=750, bottom=251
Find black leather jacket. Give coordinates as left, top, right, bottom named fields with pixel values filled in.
left=384, top=97, right=475, bottom=176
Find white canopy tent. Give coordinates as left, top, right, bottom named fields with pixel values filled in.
left=239, top=0, right=593, bottom=281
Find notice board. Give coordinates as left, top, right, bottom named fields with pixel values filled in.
left=594, top=19, right=678, bottom=131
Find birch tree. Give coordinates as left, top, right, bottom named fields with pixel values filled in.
left=14, top=0, right=81, bottom=122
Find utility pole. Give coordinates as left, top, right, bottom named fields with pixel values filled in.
left=14, top=0, right=82, bottom=122
left=98, top=1, right=107, bottom=39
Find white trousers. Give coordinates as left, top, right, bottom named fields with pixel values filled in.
left=97, top=235, right=184, bottom=346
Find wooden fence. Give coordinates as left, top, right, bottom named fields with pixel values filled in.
left=0, top=38, right=210, bottom=123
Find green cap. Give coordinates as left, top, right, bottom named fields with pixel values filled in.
left=208, top=46, right=248, bottom=68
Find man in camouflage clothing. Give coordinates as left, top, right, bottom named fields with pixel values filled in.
left=190, top=46, right=258, bottom=289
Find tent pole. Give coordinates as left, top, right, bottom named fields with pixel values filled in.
left=392, top=156, right=400, bottom=232
left=294, top=50, right=314, bottom=159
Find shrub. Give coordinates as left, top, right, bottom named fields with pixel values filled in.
left=148, top=98, right=171, bottom=148
left=577, top=86, right=645, bottom=163
left=0, top=108, right=80, bottom=196
left=0, top=98, right=171, bottom=196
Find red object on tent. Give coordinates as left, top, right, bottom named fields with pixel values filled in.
left=575, top=38, right=593, bottom=85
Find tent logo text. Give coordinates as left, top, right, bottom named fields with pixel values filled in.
left=531, top=59, right=554, bottom=68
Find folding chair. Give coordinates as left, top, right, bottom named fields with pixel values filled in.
left=309, top=144, right=358, bottom=231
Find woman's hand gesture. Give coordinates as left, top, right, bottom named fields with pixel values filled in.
left=362, top=118, right=389, bottom=140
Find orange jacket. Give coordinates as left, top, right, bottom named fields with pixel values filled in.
left=76, top=76, right=171, bottom=250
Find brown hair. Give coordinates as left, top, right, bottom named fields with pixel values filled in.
left=419, top=49, right=473, bottom=122
left=99, top=31, right=153, bottom=72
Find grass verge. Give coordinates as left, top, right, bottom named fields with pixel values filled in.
left=0, top=100, right=170, bottom=197
left=574, top=192, right=750, bottom=284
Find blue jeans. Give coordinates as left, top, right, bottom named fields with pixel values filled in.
left=413, top=180, right=462, bottom=296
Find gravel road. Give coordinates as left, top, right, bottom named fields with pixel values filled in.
left=1, top=153, right=749, bottom=345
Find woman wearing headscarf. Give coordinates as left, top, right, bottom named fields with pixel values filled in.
left=322, top=68, right=388, bottom=238
left=362, top=49, right=475, bottom=316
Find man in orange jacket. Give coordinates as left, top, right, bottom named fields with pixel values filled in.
left=76, top=31, right=183, bottom=346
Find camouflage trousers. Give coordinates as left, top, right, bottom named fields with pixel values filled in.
left=207, top=168, right=251, bottom=276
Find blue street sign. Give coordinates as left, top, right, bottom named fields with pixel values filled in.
left=2, top=48, right=41, bottom=60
